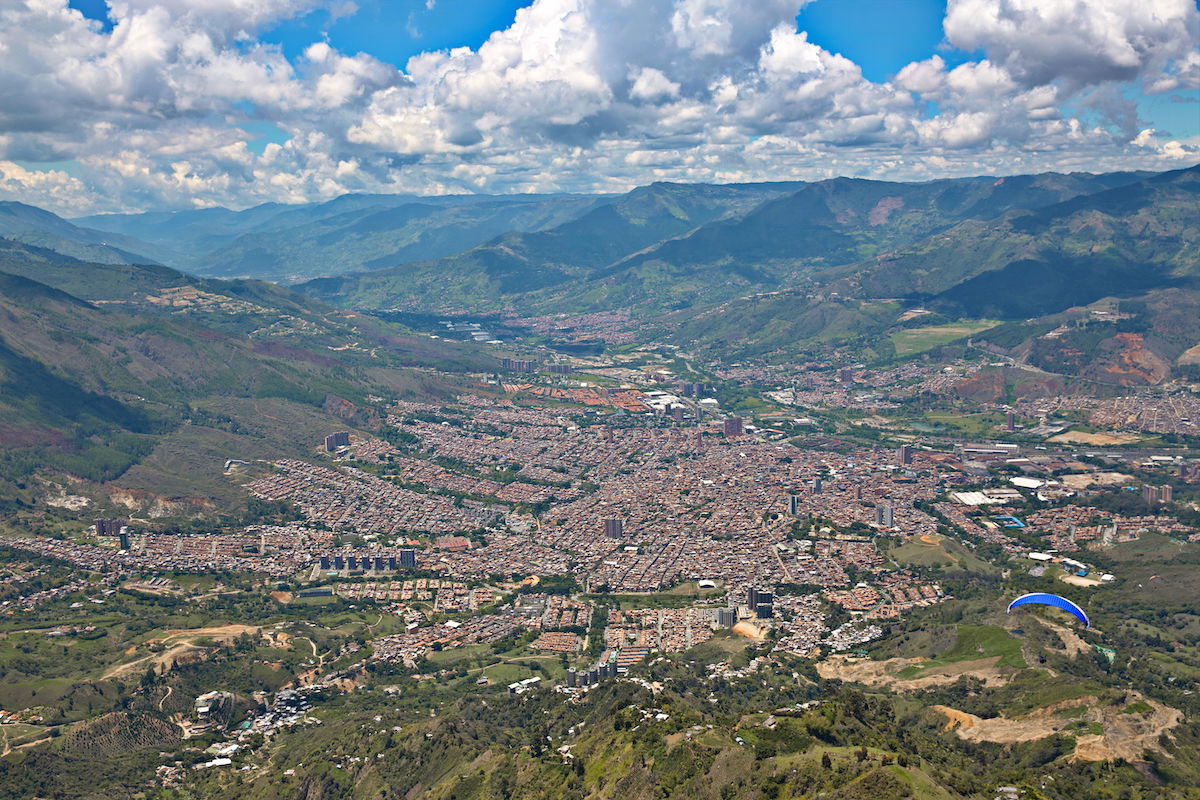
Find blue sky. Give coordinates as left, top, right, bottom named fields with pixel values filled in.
left=269, top=0, right=1191, bottom=139
left=6, top=0, right=1196, bottom=212
left=64, top=0, right=1199, bottom=138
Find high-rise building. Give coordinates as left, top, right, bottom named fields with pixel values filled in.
left=875, top=503, right=894, bottom=528
left=94, top=518, right=123, bottom=536
left=398, top=549, right=417, bottom=568
left=374, top=555, right=386, bottom=571
left=788, top=494, right=801, bottom=516
left=547, top=364, right=572, bottom=374
left=603, top=518, right=624, bottom=539
left=838, top=368, right=854, bottom=383
left=672, top=405, right=685, bottom=423
left=1142, top=485, right=1160, bottom=505
left=118, top=531, right=131, bottom=551
left=897, top=444, right=912, bottom=465
left=1006, top=411, right=1017, bottom=432
left=747, top=587, right=772, bottom=611
left=1160, top=485, right=1174, bottom=503
left=319, top=555, right=331, bottom=570
left=324, top=431, right=350, bottom=451
left=723, top=416, right=743, bottom=437
left=333, top=555, right=345, bottom=570
left=605, top=426, right=615, bottom=443
left=747, top=588, right=773, bottom=618
left=347, top=555, right=358, bottom=571
left=717, top=607, right=737, bottom=628
left=811, top=478, right=823, bottom=495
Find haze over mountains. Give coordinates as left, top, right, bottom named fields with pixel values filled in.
left=0, top=165, right=1196, bottom=428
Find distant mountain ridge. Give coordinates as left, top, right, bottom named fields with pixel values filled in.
left=296, top=168, right=1161, bottom=314
left=7, top=165, right=1197, bottom=383
left=0, top=201, right=168, bottom=265
left=299, top=181, right=808, bottom=309
left=647, top=165, right=1200, bottom=377
left=74, top=192, right=612, bottom=282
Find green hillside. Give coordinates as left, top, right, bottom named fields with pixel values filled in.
left=0, top=242, right=492, bottom=508
left=299, top=181, right=805, bottom=309
left=855, top=165, right=1200, bottom=317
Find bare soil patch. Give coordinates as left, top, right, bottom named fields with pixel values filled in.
left=1060, top=471, right=1133, bottom=489
left=102, top=624, right=260, bottom=679
left=934, top=692, right=1181, bottom=762
left=732, top=621, right=765, bottom=640
left=816, top=654, right=1009, bottom=690
left=1036, top=618, right=1090, bottom=657
left=1049, top=431, right=1139, bottom=446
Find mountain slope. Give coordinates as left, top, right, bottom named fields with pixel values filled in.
left=0, top=201, right=166, bottom=265
left=299, top=181, right=807, bottom=309
left=652, top=166, right=1200, bottom=371
left=77, top=193, right=607, bottom=281
left=528, top=170, right=1154, bottom=313
left=854, top=164, right=1200, bottom=317
left=0, top=241, right=493, bottom=506
left=196, top=195, right=603, bottom=282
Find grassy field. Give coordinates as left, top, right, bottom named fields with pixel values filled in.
left=891, top=320, right=999, bottom=357
left=887, top=534, right=997, bottom=574
left=922, top=411, right=1007, bottom=437
left=895, top=624, right=1027, bottom=678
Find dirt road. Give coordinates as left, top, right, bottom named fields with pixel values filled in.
left=102, top=624, right=260, bottom=680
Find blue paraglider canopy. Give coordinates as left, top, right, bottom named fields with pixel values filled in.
left=1007, top=592, right=1089, bottom=628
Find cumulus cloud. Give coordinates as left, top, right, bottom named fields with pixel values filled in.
left=0, top=0, right=1195, bottom=214
left=943, top=0, right=1200, bottom=91
left=0, top=160, right=91, bottom=212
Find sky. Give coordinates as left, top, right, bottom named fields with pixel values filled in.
left=0, top=0, right=1197, bottom=214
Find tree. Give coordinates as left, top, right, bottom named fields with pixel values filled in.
left=821, top=752, right=832, bottom=769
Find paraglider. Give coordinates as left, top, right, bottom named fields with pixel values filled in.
left=1006, top=592, right=1089, bottom=629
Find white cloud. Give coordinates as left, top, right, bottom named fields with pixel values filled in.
left=629, top=68, right=681, bottom=103
left=943, top=0, right=1200, bottom=91
left=0, top=160, right=91, bottom=213
left=0, top=0, right=1195, bottom=214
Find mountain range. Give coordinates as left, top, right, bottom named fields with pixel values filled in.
left=1, top=165, right=1196, bottom=439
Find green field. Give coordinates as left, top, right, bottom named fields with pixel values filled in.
left=896, top=624, right=1027, bottom=678
left=891, top=320, right=999, bottom=357
left=887, top=535, right=997, bottom=574
left=922, top=410, right=1007, bottom=437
